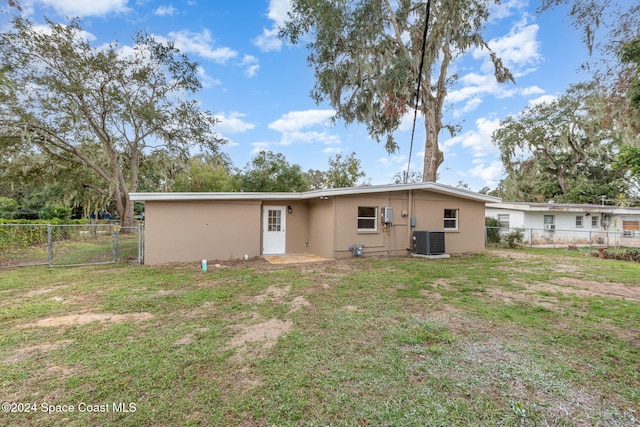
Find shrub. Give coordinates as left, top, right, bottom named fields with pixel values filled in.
left=0, top=197, right=18, bottom=213
left=39, top=205, right=72, bottom=220
left=503, top=228, right=524, bottom=248
left=485, top=217, right=501, bottom=243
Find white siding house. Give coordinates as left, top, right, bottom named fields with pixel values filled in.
left=486, top=202, right=640, bottom=247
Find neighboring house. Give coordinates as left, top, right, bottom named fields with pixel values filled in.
left=130, top=182, right=500, bottom=265
left=486, top=202, right=640, bottom=246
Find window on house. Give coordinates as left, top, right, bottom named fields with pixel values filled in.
left=497, top=214, right=510, bottom=229
left=543, top=215, right=555, bottom=230
left=444, top=209, right=459, bottom=230
left=591, top=216, right=599, bottom=227
left=357, top=206, right=377, bottom=231
left=623, top=220, right=640, bottom=237
left=576, top=216, right=583, bottom=228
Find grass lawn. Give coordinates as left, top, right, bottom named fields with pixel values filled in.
left=0, top=248, right=638, bottom=426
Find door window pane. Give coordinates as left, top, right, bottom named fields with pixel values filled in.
left=268, top=209, right=281, bottom=231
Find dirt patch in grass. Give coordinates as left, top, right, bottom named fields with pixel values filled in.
left=23, top=288, right=58, bottom=297
left=228, top=318, right=293, bottom=361
left=289, top=295, right=311, bottom=312
left=490, top=249, right=536, bottom=260
left=253, top=284, right=291, bottom=303
left=19, top=312, right=153, bottom=328
left=3, top=339, right=74, bottom=364
left=547, top=277, right=640, bottom=301
left=230, top=283, right=311, bottom=360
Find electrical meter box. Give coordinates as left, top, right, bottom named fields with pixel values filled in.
left=381, top=207, right=393, bottom=224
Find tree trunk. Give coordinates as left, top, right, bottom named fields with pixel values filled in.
left=422, top=109, right=443, bottom=182
left=120, top=197, right=134, bottom=229
left=557, top=168, right=568, bottom=195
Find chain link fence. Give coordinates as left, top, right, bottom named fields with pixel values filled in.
left=486, top=226, right=640, bottom=253
left=0, top=222, right=144, bottom=268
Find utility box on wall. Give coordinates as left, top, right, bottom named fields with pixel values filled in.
left=381, top=207, right=393, bottom=224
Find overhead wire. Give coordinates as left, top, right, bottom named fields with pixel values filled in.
left=405, top=0, right=431, bottom=183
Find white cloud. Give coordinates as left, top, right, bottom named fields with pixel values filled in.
left=32, top=22, right=96, bottom=42
left=266, top=110, right=340, bottom=147
left=268, top=109, right=335, bottom=132
left=322, top=146, right=342, bottom=154
left=488, top=0, right=528, bottom=22
left=254, top=27, right=282, bottom=52
left=279, top=130, right=340, bottom=146
left=251, top=141, right=272, bottom=153
left=154, top=5, right=177, bottom=16
left=449, top=18, right=542, bottom=107
left=528, top=94, right=557, bottom=106
left=37, top=0, right=130, bottom=17
left=485, top=20, right=541, bottom=70
left=521, top=85, right=545, bottom=96
left=213, top=111, right=255, bottom=133
left=459, top=161, right=504, bottom=185
left=155, top=31, right=257, bottom=77
left=253, top=0, right=291, bottom=52
left=163, top=29, right=237, bottom=64
left=240, top=55, right=260, bottom=77
left=454, top=97, right=483, bottom=118
left=196, top=66, right=221, bottom=88
left=442, top=116, right=501, bottom=158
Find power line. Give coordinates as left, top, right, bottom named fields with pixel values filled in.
left=405, top=0, right=431, bottom=183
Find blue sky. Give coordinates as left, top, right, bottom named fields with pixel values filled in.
left=2, top=0, right=594, bottom=190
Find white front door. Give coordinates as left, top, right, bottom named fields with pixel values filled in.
left=262, top=206, right=286, bottom=254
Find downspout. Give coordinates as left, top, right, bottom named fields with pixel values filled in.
left=407, top=190, right=414, bottom=252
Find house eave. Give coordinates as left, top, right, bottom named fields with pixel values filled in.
left=130, top=182, right=501, bottom=204
left=487, top=202, right=640, bottom=215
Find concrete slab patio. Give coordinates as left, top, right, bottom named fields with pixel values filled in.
left=263, top=253, right=330, bottom=265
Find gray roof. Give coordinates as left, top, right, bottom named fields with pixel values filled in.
left=130, top=182, right=501, bottom=203
left=487, top=201, right=640, bottom=215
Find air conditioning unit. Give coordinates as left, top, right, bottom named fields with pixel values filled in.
left=544, top=224, right=556, bottom=230
left=413, top=231, right=445, bottom=255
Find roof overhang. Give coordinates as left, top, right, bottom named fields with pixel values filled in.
left=130, top=182, right=501, bottom=204
left=487, top=202, right=640, bottom=215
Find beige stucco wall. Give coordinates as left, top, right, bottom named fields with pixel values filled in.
left=412, top=191, right=486, bottom=254
left=333, top=192, right=411, bottom=258
left=307, top=198, right=335, bottom=259
left=330, top=190, right=487, bottom=258
left=144, top=200, right=261, bottom=264
left=141, top=189, right=488, bottom=264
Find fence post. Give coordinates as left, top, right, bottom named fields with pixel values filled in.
left=47, top=224, right=53, bottom=267
left=116, top=224, right=121, bottom=264
left=137, top=222, right=143, bottom=264
left=111, top=223, right=116, bottom=264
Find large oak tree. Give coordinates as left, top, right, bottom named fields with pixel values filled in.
left=0, top=17, right=223, bottom=226
left=280, top=0, right=514, bottom=182
left=493, top=84, right=628, bottom=203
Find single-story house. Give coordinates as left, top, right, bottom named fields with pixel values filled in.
left=486, top=201, right=640, bottom=246
left=130, top=182, right=500, bottom=265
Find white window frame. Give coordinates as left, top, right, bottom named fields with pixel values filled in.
left=357, top=206, right=377, bottom=232
left=591, top=216, right=599, bottom=228
left=543, top=215, right=555, bottom=230
left=576, top=215, right=583, bottom=228
left=497, top=214, right=510, bottom=229
left=444, top=209, right=459, bottom=230
left=622, top=220, right=640, bottom=237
